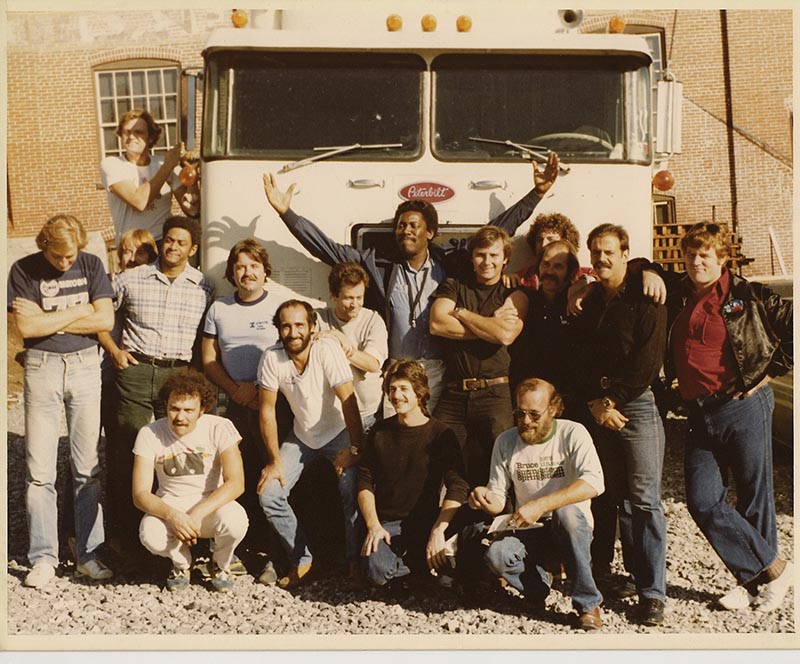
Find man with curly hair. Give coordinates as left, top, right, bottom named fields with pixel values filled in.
left=132, top=369, right=247, bottom=592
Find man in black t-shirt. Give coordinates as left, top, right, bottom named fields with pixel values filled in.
left=430, top=226, right=528, bottom=487
left=357, top=360, right=469, bottom=587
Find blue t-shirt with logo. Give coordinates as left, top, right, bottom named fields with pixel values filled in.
left=7, top=251, right=113, bottom=353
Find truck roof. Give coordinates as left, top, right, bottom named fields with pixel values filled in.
left=203, top=27, right=653, bottom=62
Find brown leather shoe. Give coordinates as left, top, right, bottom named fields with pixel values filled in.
left=277, top=562, right=313, bottom=589
left=577, top=606, right=603, bottom=631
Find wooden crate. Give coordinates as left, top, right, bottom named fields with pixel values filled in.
left=652, top=223, right=752, bottom=273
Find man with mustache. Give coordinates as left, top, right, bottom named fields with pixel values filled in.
left=315, top=262, right=388, bottom=431
left=202, top=238, right=304, bottom=583
left=571, top=223, right=668, bottom=626
left=460, top=378, right=605, bottom=630
left=262, top=153, right=559, bottom=413
left=256, top=300, right=363, bottom=589
left=100, top=215, right=214, bottom=563
left=509, top=239, right=581, bottom=408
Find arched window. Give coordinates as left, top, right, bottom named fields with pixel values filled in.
left=95, top=59, right=180, bottom=158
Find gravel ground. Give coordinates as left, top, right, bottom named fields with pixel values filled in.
left=5, top=395, right=795, bottom=640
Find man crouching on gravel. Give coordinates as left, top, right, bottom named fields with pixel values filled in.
left=357, top=360, right=469, bottom=589
left=132, top=369, right=248, bottom=592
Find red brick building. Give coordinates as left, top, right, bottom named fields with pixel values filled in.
left=6, top=7, right=793, bottom=276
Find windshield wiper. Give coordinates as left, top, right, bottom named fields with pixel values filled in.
left=469, top=136, right=570, bottom=174
left=279, top=142, right=404, bottom=173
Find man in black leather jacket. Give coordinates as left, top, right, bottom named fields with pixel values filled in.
left=669, top=222, right=793, bottom=613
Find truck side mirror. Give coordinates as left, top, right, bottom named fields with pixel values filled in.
left=656, top=79, right=683, bottom=155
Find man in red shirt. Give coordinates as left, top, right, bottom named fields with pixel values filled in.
left=671, top=222, right=793, bottom=612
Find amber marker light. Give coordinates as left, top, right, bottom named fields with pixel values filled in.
left=231, top=9, right=248, bottom=28
left=421, top=14, right=437, bottom=32
left=386, top=14, right=403, bottom=31
left=608, top=16, right=626, bottom=33
left=456, top=15, right=472, bottom=32
left=652, top=170, right=675, bottom=191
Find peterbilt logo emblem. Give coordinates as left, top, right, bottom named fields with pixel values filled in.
left=399, top=182, right=455, bottom=203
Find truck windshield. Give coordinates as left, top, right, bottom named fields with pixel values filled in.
left=432, top=54, right=651, bottom=163
left=203, top=52, right=424, bottom=160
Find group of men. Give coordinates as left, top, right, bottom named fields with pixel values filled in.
left=9, top=112, right=794, bottom=631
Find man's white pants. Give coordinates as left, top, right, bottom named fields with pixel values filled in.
left=139, top=494, right=248, bottom=570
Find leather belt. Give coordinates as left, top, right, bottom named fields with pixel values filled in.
left=129, top=352, right=190, bottom=368
left=691, top=386, right=737, bottom=411
left=449, top=376, right=510, bottom=392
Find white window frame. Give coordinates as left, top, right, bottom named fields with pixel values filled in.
left=95, top=61, right=180, bottom=158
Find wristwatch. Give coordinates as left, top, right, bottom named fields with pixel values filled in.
left=349, top=446, right=360, bottom=457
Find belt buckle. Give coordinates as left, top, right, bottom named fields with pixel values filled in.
left=462, top=378, right=484, bottom=391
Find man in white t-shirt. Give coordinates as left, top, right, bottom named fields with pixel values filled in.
left=100, top=108, right=198, bottom=245
left=462, top=378, right=605, bottom=630
left=257, top=300, right=363, bottom=589
left=316, top=262, right=387, bottom=430
left=132, top=369, right=248, bottom=593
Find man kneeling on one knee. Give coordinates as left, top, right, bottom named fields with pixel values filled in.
left=132, top=369, right=248, bottom=592
left=461, top=378, right=605, bottom=630
left=357, top=360, right=469, bottom=587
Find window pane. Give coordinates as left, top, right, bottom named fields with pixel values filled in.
left=150, top=97, right=164, bottom=120
left=163, top=69, right=177, bottom=93
left=131, top=71, right=146, bottom=96
left=132, top=96, right=147, bottom=110
left=98, top=73, right=113, bottom=98
left=147, top=70, right=162, bottom=94
left=432, top=54, right=649, bottom=163
left=165, top=97, right=177, bottom=118
left=206, top=52, right=423, bottom=159
left=154, top=129, right=167, bottom=149
left=103, top=128, right=119, bottom=151
left=100, top=100, right=116, bottom=124
left=115, top=72, right=130, bottom=96
left=117, top=98, right=131, bottom=115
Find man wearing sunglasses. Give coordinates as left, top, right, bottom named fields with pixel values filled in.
left=462, top=378, right=605, bottom=630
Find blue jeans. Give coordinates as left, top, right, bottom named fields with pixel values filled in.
left=484, top=505, right=603, bottom=613
left=258, top=429, right=358, bottom=567
left=24, top=347, right=105, bottom=566
left=685, top=385, right=777, bottom=585
left=591, top=388, right=667, bottom=600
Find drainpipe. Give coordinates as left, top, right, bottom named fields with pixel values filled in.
left=720, top=10, right=738, bottom=236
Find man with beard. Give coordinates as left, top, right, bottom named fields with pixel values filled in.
left=460, top=378, right=605, bottom=630
left=262, top=153, right=559, bottom=413
left=315, top=262, right=388, bottom=431
left=509, top=239, right=581, bottom=407
left=256, top=300, right=363, bottom=588
left=572, top=223, right=668, bottom=626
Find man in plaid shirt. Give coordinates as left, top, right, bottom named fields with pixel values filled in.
left=99, top=215, right=213, bottom=560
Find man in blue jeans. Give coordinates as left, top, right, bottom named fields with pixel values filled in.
left=671, top=222, right=793, bottom=612
left=461, top=378, right=605, bottom=630
left=257, top=300, right=363, bottom=589
left=571, top=223, right=668, bottom=626
left=8, top=215, right=115, bottom=587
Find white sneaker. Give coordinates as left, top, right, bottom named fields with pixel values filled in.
left=76, top=558, right=114, bottom=581
left=718, top=585, right=757, bottom=610
left=756, top=561, right=794, bottom=613
left=24, top=562, right=56, bottom=588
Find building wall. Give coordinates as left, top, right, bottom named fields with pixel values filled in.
left=6, top=8, right=794, bottom=276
